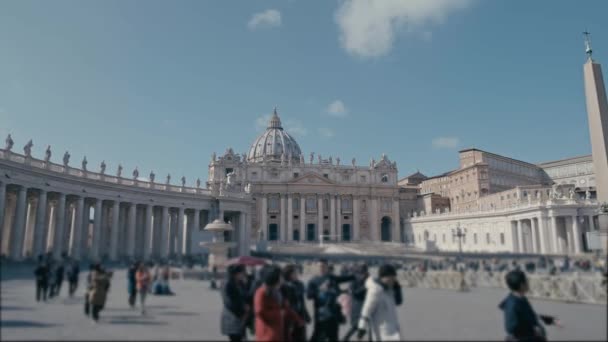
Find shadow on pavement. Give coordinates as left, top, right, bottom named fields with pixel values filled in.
left=0, top=320, right=59, bottom=328
left=106, top=319, right=168, bottom=326
left=0, top=305, right=34, bottom=311
left=158, top=311, right=200, bottom=316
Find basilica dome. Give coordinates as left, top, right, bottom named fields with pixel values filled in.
left=247, top=108, right=302, bottom=163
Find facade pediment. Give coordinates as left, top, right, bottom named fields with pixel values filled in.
left=290, top=172, right=335, bottom=185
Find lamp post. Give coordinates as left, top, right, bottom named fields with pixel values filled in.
left=452, top=223, right=467, bottom=256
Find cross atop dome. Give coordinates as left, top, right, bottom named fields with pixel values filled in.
left=268, top=106, right=283, bottom=129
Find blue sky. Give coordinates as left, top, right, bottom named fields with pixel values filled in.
left=1, top=0, right=607, bottom=184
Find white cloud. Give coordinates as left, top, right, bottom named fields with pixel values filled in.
left=255, top=114, right=271, bottom=131
left=318, top=127, right=335, bottom=138
left=248, top=9, right=282, bottom=30
left=326, top=100, right=348, bottom=117
left=335, top=0, right=472, bottom=58
left=432, top=136, right=460, bottom=149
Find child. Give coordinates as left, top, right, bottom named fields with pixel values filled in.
left=499, top=269, right=562, bottom=341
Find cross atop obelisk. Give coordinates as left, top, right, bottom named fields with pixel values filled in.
left=583, top=30, right=593, bottom=60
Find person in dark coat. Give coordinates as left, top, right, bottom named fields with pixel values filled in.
left=127, top=262, right=138, bottom=308
left=307, top=259, right=355, bottom=342
left=88, top=264, right=112, bottom=322
left=221, top=264, right=249, bottom=342
left=342, top=264, right=369, bottom=341
left=499, top=269, right=562, bottom=341
left=51, top=258, right=65, bottom=298
left=34, top=255, right=50, bottom=302
left=281, top=264, right=311, bottom=341
left=66, top=258, right=80, bottom=297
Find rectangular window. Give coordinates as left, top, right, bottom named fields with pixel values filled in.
left=323, top=174, right=329, bottom=179
left=323, top=199, right=329, bottom=211
left=486, top=233, right=490, bottom=244
left=341, top=198, right=352, bottom=211
left=293, top=172, right=299, bottom=178
left=225, top=168, right=233, bottom=175
left=268, top=197, right=279, bottom=212
left=251, top=171, right=258, bottom=180
left=360, top=175, right=366, bottom=183
left=293, top=198, right=300, bottom=210
left=500, top=233, right=505, bottom=245
left=473, top=233, right=478, bottom=244
left=306, top=198, right=316, bottom=212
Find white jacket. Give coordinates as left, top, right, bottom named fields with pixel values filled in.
left=357, top=277, right=402, bottom=341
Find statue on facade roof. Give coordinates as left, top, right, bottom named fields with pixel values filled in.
left=133, top=167, right=139, bottom=180
left=82, top=156, right=88, bottom=171
left=212, top=152, right=216, bottom=162
left=117, top=163, right=123, bottom=177
left=149, top=170, right=155, bottom=183
left=181, top=176, right=186, bottom=187
left=44, top=145, right=52, bottom=163
left=318, top=154, right=322, bottom=164
left=196, top=178, right=201, bottom=188
left=100, top=160, right=106, bottom=174
left=5, top=134, right=14, bottom=151
left=166, top=174, right=171, bottom=185
left=63, top=151, right=70, bottom=167
left=24, top=139, right=33, bottom=157
left=336, top=157, right=340, bottom=166
left=309, top=152, right=314, bottom=164
left=352, top=158, right=356, bottom=167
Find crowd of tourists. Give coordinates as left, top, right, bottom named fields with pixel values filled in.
left=218, top=258, right=571, bottom=342
left=33, top=252, right=80, bottom=302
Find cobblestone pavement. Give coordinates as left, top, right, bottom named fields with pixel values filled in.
left=1, top=269, right=606, bottom=341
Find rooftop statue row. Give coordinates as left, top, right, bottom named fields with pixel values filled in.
left=3, top=134, right=204, bottom=188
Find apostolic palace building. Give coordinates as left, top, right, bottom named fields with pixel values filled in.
left=1, top=44, right=607, bottom=261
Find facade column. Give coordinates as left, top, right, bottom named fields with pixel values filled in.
left=91, top=199, right=103, bottom=260
left=353, top=196, right=360, bottom=241
left=239, top=212, right=247, bottom=256
left=176, top=207, right=185, bottom=256
left=109, top=201, right=120, bottom=261
left=144, top=204, right=153, bottom=259
left=299, top=196, right=305, bottom=241
left=330, top=195, right=336, bottom=240
left=530, top=219, right=538, bottom=254
left=70, top=196, right=84, bottom=259
left=280, top=194, right=286, bottom=241
left=317, top=195, right=324, bottom=241
left=33, top=190, right=48, bottom=257
left=52, top=192, right=66, bottom=259
left=160, top=206, right=170, bottom=258
left=287, top=195, right=293, bottom=242
left=572, top=215, right=582, bottom=254
left=516, top=220, right=524, bottom=253
left=11, top=186, right=28, bottom=259
left=392, top=199, right=400, bottom=243
left=588, top=215, right=596, bottom=230
left=337, top=196, right=342, bottom=241
left=551, top=216, right=559, bottom=254
left=261, top=196, right=267, bottom=240
left=371, top=197, right=379, bottom=241
left=190, top=209, right=200, bottom=253
left=0, top=182, right=5, bottom=237
left=537, top=216, right=547, bottom=254
left=127, top=203, right=137, bottom=259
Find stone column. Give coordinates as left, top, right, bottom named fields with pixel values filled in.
left=190, top=209, right=200, bottom=253
left=0, top=182, right=5, bottom=237
left=280, top=195, right=286, bottom=241
left=160, top=206, right=170, bottom=258
left=588, top=215, right=596, bottom=230
left=11, top=186, right=28, bottom=259
left=143, top=204, right=153, bottom=259
left=239, top=212, right=247, bottom=255
left=299, top=196, right=305, bottom=241
left=126, top=203, right=137, bottom=259
left=91, top=199, right=103, bottom=260
left=330, top=195, right=336, bottom=240
left=537, top=216, right=546, bottom=254
left=287, top=195, right=293, bottom=242
left=551, top=216, right=559, bottom=254
left=337, top=196, right=342, bottom=241
left=371, top=197, right=379, bottom=241
left=107, top=201, right=120, bottom=261
left=317, top=196, right=323, bottom=241
left=353, top=197, right=360, bottom=241
left=70, top=196, right=84, bottom=259
left=261, top=196, right=267, bottom=240
left=52, top=192, right=66, bottom=259
left=176, top=207, right=185, bottom=256
left=530, top=219, right=537, bottom=254
left=392, top=199, right=400, bottom=243
left=516, top=220, right=524, bottom=253
left=33, top=190, right=48, bottom=257
left=572, top=215, right=582, bottom=254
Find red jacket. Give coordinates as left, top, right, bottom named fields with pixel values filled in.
left=254, top=284, right=304, bottom=342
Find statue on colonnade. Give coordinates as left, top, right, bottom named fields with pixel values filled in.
left=63, top=151, right=71, bottom=167
left=82, top=156, right=88, bottom=171
left=100, top=160, right=106, bottom=174
left=5, top=134, right=14, bottom=151
left=44, top=145, right=52, bottom=163
left=24, top=139, right=33, bottom=157
left=117, top=164, right=123, bottom=177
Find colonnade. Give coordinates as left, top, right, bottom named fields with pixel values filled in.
left=0, top=181, right=219, bottom=261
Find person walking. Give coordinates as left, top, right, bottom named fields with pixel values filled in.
left=88, top=264, right=112, bottom=323
left=135, top=263, right=151, bottom=315
left=343, top=264, right=369, bottom=341
left=66, top=258, right=80, bottom=297
left=51, top=257, right=65, bottom=298
left=127, top=262, right=138, bottom=308
left=34, top=255, right=50, bottom=302
left=84, top=264, right=95, bottom=316
left=254, top=265, right=304, bottom=342
left=356, top=264, right=403, bottom=341
left=221, top=264, right=249, bottom=342
left=307, top=259, right=355, bottom=341
left=281, top=264, right=311, bottom=341
left=499, top=269, right=562, bottom=341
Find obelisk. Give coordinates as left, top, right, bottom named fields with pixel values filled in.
left=582, top=32, right=608, bottom=251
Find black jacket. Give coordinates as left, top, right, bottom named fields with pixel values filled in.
left=307, top=274, right=354, bottom=324
left=281, top=279, right=311, bottom=323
